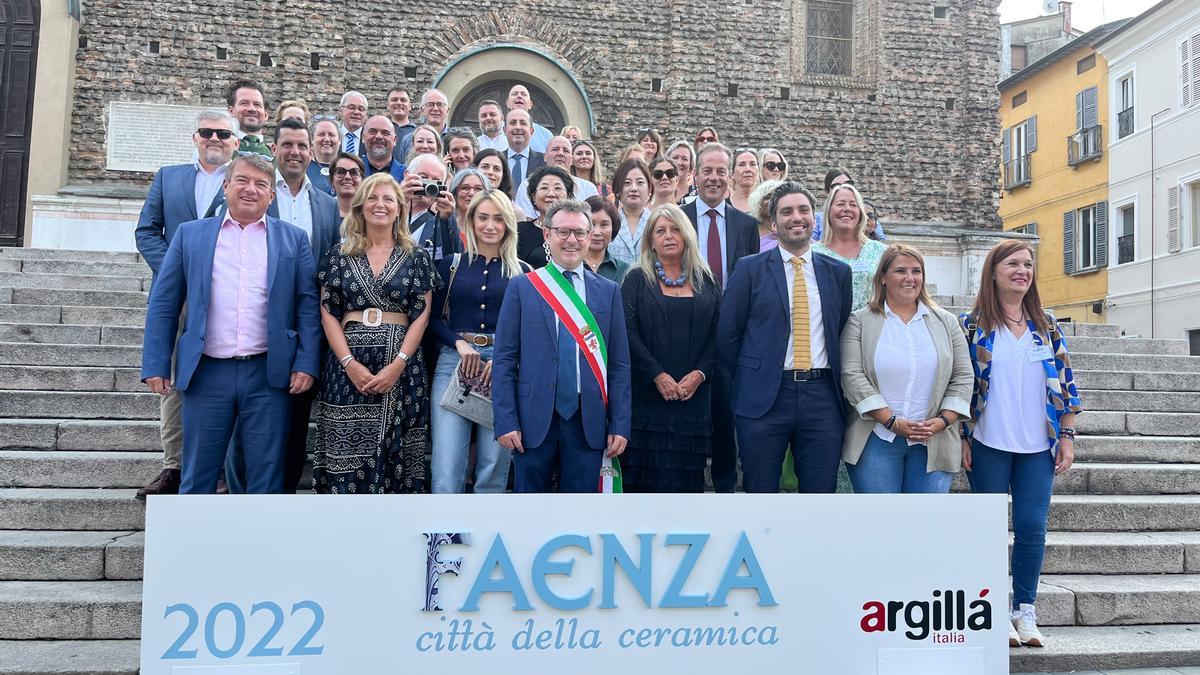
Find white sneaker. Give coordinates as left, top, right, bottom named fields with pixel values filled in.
left=1008, top=616, right=1021, bottom=647
left=1012, top=603, right=1045, bottom=647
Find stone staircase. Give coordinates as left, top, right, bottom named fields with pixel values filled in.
left=0, top=249, right=1197, bottom=673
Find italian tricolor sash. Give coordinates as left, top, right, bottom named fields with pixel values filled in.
left=527, top=266, right=609, bottom=406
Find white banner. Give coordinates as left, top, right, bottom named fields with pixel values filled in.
left=140, top=494, right=1009, bottom=674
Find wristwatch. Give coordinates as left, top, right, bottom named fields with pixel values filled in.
left=397, top=351, right=410, bottom=363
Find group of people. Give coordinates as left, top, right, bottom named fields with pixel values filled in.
left=134, top=77, right=1082, bottom=647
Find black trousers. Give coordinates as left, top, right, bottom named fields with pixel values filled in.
left=709, top=367, right=739, bottom=492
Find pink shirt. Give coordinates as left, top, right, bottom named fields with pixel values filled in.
left=203, top=216, right=270, bottom=358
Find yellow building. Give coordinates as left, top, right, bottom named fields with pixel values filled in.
left=998, top=20, right=1129, bottom=323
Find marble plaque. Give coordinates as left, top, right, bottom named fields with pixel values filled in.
left=106, top=101, right=211, bottom=173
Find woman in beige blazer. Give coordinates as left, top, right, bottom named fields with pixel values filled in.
left=839, top=244, right=973, bottom=492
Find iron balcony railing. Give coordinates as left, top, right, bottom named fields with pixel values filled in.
left=1118, top=233, right=1134, bottom=265
left=1003, top=155, right=1031, bottom=189
left=1068, top=125, right=1104, bottom=165
left=1118, top=108, right=1135, bottom=139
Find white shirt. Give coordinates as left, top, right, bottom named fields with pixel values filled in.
left=274, top=171, right=313, bottom=241
left=340, top=124, right=362, bottom=153
left=695, top=199, right=729, bottom=287
left=478, top=133, right=509, bottom=152
left=551, top=260, right=586, bottom=393
left=873, top=302, right=938, bottom=444
left=514, top=175, right=600, bottom=216
left=408, top=211, right=427, bottom=245
left=973, top=326, right=1050, bottom=453
left=779, top=247, right=829, bottom=370
left=193, top=160, right=227, bottom=219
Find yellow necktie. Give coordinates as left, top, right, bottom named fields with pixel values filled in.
left=790, top=257, right=812, bottom=369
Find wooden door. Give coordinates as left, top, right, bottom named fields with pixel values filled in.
left=0, top=0, right=39, bottom=247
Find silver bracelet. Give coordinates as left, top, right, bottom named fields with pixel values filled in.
left=397, top=351, right=410, bottom=363
left=339, top=354, right=354, bottom=367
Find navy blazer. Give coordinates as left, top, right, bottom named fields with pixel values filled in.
left=682, top=199, right=760, bottom=282
left=306, top=161, right=334, bottom=195
left=492, top=268, right=632, bottom=450
left=140, top=215, right=322, bottom=391
left=207, top=186, right=341, bottom=270
left=504, top=148, right=546, bottom=179
left=717, top=248, right=853, bottom=419
left=135, top=163, right=225, bottom=277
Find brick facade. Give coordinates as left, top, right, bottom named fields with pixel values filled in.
left=69, top=0, right=1001, bottom=228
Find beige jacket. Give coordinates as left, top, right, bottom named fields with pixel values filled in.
left=839, top=304, right=974, bottom=473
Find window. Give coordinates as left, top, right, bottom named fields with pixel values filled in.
left=1069, top=87, right=1101, bottom=165
left=1011, top=45, right=1028, bottom=71
left=806, top=0, right=853, bottom=76
left=1012, top=90, right=1027, bottom=108
left=934, top=5, right=949, bottom=18
left=1182, top=32, right=1200, bottom=108
left=1191, top=182, right=1200, bottom=247
left=1117, top=203, right=1135, bottom=264
left=1003, top=117, right=1036, bottom=189
left=1064, top=202, right=1108, bottom=274
left=1118, top=74, right=1135, bottom=139
left=1078, top=206, right=1097, bottom=269
left=1077, top=53, right=1096, bottom=74
left=1012, top=222, right=1037, bottom=236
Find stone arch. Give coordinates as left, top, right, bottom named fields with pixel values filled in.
left=0, top=0, right=40, bottom=246
left=433, top=43, right=596, bottom=137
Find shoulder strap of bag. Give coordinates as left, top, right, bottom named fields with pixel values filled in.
left=441, top=253, right=461, bottom=321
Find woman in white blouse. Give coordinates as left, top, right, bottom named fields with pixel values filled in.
left=839, top=244, right=973, bottom=493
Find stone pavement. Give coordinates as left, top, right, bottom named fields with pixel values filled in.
left=0, top=247, right=1197, bottom=673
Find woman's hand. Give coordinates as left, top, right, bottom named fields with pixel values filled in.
left=654, top=373, right=684, bottom=401
left=1055, top=438, right=1074, bottom=475
left=364, top=359, right=407, bottom=395
left=677, top=371, right=705, bottom=400
left=456, top=340, right=482, bottom=378
left=908, top=416, right=949, bottom=443
left=891, top=418, right=917, bottom=439
left=480, top=360, right=494, bottom=388
left=961, top=439, right=972, bottom=471
left=345, top=360, right=375, bottom=395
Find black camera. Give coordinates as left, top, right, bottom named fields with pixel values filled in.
left=417, top=180, right=446, bottom=198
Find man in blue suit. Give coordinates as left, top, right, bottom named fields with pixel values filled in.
left=132, top=109, right=240, bottom=499
left=717, top=181, right=853, bottom=493
left=141, top=154, right=322, bottom=494
left=493, top=199, right=632, bottom=492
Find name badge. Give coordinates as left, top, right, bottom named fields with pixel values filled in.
left=1028, top=344, right=1053, bottom=362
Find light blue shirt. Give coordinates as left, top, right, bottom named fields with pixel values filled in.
left=608, top=208, right=650, bottom=264
left=530, top=123, right=553, bottom=154
left=695, top=199, right=729, bottom=287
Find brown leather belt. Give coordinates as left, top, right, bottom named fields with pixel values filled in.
left=342, top=308, right=410, bottom=328
left=459, top=332, right=494, bottom=347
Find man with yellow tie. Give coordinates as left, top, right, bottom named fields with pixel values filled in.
left=717, top=181, right=853, bottom=493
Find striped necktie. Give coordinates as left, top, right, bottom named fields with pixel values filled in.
left=345, top=131, right=356, bottom=155
left=790, top=257, right=812, bottom=369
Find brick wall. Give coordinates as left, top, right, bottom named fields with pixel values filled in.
left=69, top=0, right=1001, bottom=228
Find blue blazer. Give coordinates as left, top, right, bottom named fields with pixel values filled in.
left=207, top=186, right=341, bottom=269
left=717, top=248, right=853, bottom=419
left=492, top=269, right=632, bottom=450
left=135, top=164, right=224, bottom=277
left=140, top=215, right=322, bottom=391
left=306, top=161, right=334, bottom=195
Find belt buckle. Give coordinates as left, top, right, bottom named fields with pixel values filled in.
left=362, top=308, right=383, bottom=327
left=792, top=370, right=808, bottom=382
left=471, top=334, right=490, bottom=347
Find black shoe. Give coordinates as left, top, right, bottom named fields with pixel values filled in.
left=136, top=469, right=181, bottom=501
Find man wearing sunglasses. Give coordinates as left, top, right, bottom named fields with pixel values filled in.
left=133, top=109, right=242, bottom=499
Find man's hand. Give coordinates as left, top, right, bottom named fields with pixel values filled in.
left=605, top=434, right=628, bottom=458
left=432, top=191, right=455, bottom=219
left=499, top=430, right=524, bottom=453
left=146, top=376, right=172, bottom=396
left=289, top=372, right=315, bottom=395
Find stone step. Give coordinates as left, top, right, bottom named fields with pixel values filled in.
left=0, top=531, right=141, bottom=581
left=0, top=247, right=141, bottom=263
left=1078, top=412, right=1200, bottom=437
left=1036, top=531, right=1200, bottom=575
left=0, top=580, right=141, bottom=639
left=1075, top=436, right=1200, bottom=464
left=0, top=323, right=142, bottom=347
left=0, top=304, right=147, bottom=327
left=958, top=463, right=1200, bottom=496
left=0, top=391, right=159, bottom=420
left=0, top=639, right=139, bottom=674
left=0, top=272, right=144, bottom=292
left=0, top=343, right=141, bottom=367
left=0, top=305, right=61, bottom=324
left=0, top=419, right=161, bottom=452
left=0, top=365, right=142, bottom=392
left=1068, top=336, right=1189, bottom=356
left=0, top=489, right=144, bottom=530
left=1076, top=370, right=1200, bottom=392
left=6, top=288, right=147, bottom=309
left=1041, top=574, right=1200, bottom=626
left=0, top=451, right=162, bottom=488
left=1071, top=353, right=1200, bottom=373
left=1081, top=390, right=1200, bottom=413
left=17, top=259, right=151, bottom=278
left=1046, top=495, right=1200, bottom=532
left=1009, top=624, right=1200, bottom=672
left=1058, top=322, right=1124, bottom=338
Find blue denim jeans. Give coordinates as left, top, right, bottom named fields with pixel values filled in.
left=966, top=439, right=1055, bottom=608
left=846, top=432, right=953, bottom=494
left=430, top=343, right=510, bottom=493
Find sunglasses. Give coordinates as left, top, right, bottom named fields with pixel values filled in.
left=572, top=139, right=594, bottom=149
left=763, top=161, right=787, bottom=172
left=696, top=136, right=717, bottom=143
left=197, top=128, right=234, bottom=140
left=652, top=169, right=677, bottom=180
left=332, top=167, right=362, bottom=178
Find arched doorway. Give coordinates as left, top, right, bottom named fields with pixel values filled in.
left=449, top=79, right=565, bottom=136
left=0, top=0, right=39, bottom=247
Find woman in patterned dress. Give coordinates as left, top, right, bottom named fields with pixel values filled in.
left=814, top=183, right=887, bottom=311
left=314, top=173, right=441, bottom=493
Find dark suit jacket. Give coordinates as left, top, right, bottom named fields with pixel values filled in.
left=140, top=215, right=322, bottom=391
left=135, top=164, right=225, bottom=277
left=493, top=268, right=632, bottom=450
left=682, top=199, right=759, bottom=283
left=516, top=220, right=548, bottom=269
left=716, top=248, right=853, bottom=419
left=504, top=148, right=546, bottom=180
left=409, top=211, right=462, bottom=264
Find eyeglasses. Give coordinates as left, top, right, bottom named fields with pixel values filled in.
left=424, top=101, right=448, bottom=109
left=652, top=169, right=677, bottom=180
left=548, top=227, right=591, bottom=241
left=763, top=161, right=787, bottom=172
left=197, top=128, right=234, bottom=140
left=734, top=147, right=758, bottom=157
left=311, top=114, right=337, bottom=122
left=572, top=139, right=594, bottom=149
left=332, top=167, right=362, bottom=178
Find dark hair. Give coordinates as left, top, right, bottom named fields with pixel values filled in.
left=971, top=240, right=1050, bottom=335
left=823, top=167, right=854, bottom=193
left=586, top=195, right=623, bottom=239
left=768, top=181, right=818, bottom=222
left=544, top=199, right=591, bottom=230
left=225, top=79, right=264, bottom=108
left=611, top=158, right=654, bottom=202
left=444, top=128, right=478, bottom=152
left=388, top=85, right=410, bottom=97
left=637, top=128, right=664, bottom=153
left=526, top=165, right=575, bottom=208
left=273, top=116, right=309, bottom=144
left=333, top=152, right=365, bottom=174
left=478, top=99, right=503, bottom=113
left=472, top=148, right=513, bottom=196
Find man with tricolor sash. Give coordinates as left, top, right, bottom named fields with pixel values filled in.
left=492, top=199, right=633, bottom=492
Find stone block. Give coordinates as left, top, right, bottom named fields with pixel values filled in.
left=112, top=369, right=144, bottom=392
left=59, top=305, right=146, bottom=327
left=0, top=451, right=162, bottom=488
left=9, top=289, right=147, bottom=309
left=1082, top=390, right=1200, bottom=413
left=1070, top=353, right=1200, bottom=373
left=0, top=259, right=20, bottom=272
left=1074, top=436, right=1200, bottom=464
left=0, top=489, right=145, bottom=530
left=0, top=580, right=141, bottom=639
left=1147, top=532, right=1200, bottom=574
left=19, top=259, right=151, bottom=279
left=1057, top=322, right=1122, bottom=338
left=1134, top=371, right=1200, bottom=392
left=1024, top=581, right=1076, bottom=626
left=99, top=326, right=143, bottom=346
left=0, top=365, right=116, bottom=392
left=1036, top=532, right=1186, bottom=575
left=104, top=533, right=143, bottom=580
left=1073, top=370, right=1133, bottom=390
left=0, top=323, right=101, bottom=345
left=0, top=249, right=140, bottom=263
left=0, top=273, right=143, bottom=292
left=0, top=343, right=142, bottom=368
left=1046, top=495, right=1200, bottom=532
left=1127, top=413, right=1200, bottom=437
left=0, top=420, right=58, bottom=449
left=0, top=639, right=140, bottom=674
left=1008, top=624, right=1200, bottom=673
left=1076, top=411, right=1126, bottom=435
left=0, top=531, right=132, bottom=581
left=1082, top=463, right=1200, bottom=495
left=0, top=305, right=61, bottom=324
left=0, top=391, right=160, bottom=420
left=1068, top=337, right=1189, bottom=356
left=1043, top=575, right=1200, bottom=625
left=56, top=420, right=161, bottom=452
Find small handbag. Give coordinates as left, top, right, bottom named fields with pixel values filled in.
left=436, top=254, right=495, bottom=428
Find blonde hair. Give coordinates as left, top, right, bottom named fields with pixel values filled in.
left=758, top=148, right=788, bottom=179
left=821, top=183, right=870, bottom=245
left=748, top=179, right=785, bottom=225
left=274, top=99, right=310, bottom=124
left=617, top=143, right=648, bottom=166
left=561, top=125, right=584, bottom=138
left=464, top=190, right=524, bottom=278
left=406, top=124, right=444, bottom=162
left=635, top=204, right=713, bottom=291
left=339, top=173, right=414, bottom=256
left=867, top=244, right=939, bottom=314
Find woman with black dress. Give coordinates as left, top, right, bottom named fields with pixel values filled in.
left=620, top=203, right=720, bottom=492
left=515, top=165, right=574, bottom=268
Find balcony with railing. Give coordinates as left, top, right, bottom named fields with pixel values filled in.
left=1068, top=125, right=1104, bottom=165
left=1118, top=233, right=1134, bottom=265
left=1003, top=155, right=1031, bottom=190
left=1118, top=108, right=1135, bottom=139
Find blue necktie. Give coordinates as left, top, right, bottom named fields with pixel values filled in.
left=555, top=270, right=580, bottom=420
left=511, top=153, right=525, bottom=188
left=345, top=132, right=356, bottom=155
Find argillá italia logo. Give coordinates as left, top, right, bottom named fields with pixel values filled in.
left=860, top=589, right=993, bottom=643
